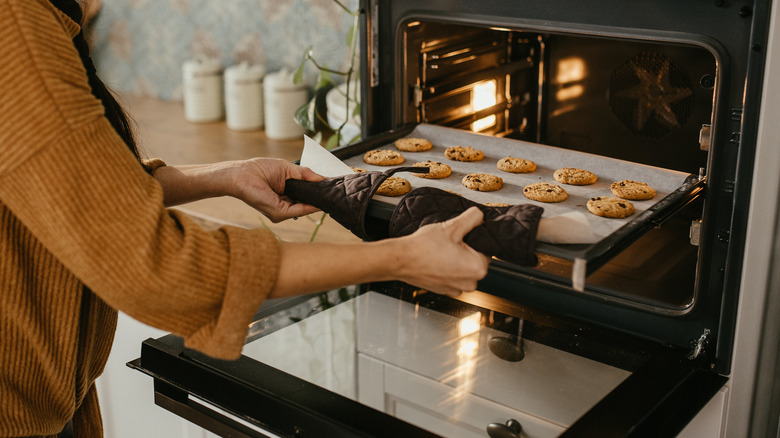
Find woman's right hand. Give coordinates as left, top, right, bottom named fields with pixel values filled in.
left=270, top=207, right=490, bottom=300
left=393, top=207, right=490, bottom=296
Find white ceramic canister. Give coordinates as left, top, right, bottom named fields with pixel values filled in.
left=225, top=63, right=265, bottom=131
left=182, top=57, right=224, bottom=123
left=263, top=68, right=308, bottom=140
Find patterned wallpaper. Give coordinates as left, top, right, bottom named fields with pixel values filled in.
left=90, top=0, right=359, bottom=101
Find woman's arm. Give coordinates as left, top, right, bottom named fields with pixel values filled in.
left=154, top=157, right=491, bottom=295
left=152, top=158, right=323, bottom=221
left=271, top=207, right=490, bottom=297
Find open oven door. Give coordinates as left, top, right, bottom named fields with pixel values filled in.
left=129, top=287, right=727, bottom=438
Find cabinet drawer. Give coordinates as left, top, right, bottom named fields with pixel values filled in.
left=384, top=363, right=564, bottom=438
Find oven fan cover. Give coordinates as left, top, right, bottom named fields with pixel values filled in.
left=609, top=51, right=695, bottom=139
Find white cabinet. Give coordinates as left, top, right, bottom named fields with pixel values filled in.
left=96, top=313, right=219, bottom=438
left=358, top=354, right=564, bottom=437
left=350, top=293, right=630, bottom=437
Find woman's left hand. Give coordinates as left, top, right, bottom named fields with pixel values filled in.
left=232, top=158, right=324, bottom=222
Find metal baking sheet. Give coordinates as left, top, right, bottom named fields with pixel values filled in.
left=340, top=124, right=692, bottom=241
left=329, top=124, right=704, bottom=289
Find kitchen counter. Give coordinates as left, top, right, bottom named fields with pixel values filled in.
left=121, top=94, right=358, bottom=243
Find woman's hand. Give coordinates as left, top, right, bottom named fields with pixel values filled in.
left=231, top=158, right=323, bottom=222
left=394, top=207, right=491, bottom=295
left=271, top=207, right=490, bottom=299
left=153, top=158, right=323, bottom=222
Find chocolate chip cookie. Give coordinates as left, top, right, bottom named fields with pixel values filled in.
left=395, top=137, right=433, bottom=152
left=610, top=180, right=656, bottom=200
left=497, top=156, right=536, bottom=173
left=462, top=173, right=503, bottom=192
left=376, top=177, right=411, bottom=196
left=445, top=145, right=485, bottom=162
left=363, top=149, right=405, bottom=166
left=586, top=196, right=635, bottom=218
left=522, top=182, right=568, bottom=203
left=553, top=167, right=598, bottom=185
left=412, top=160, right=452, bottom=179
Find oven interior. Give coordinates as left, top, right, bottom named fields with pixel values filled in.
left=401, top=21, right=715, bottom=173
left=393, top=21, right=718, bottom=315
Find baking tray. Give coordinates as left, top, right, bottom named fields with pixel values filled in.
left=330, top=124, right=705, bottom=290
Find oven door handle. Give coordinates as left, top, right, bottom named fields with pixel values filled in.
left=151, top=378, right=279, bottom=438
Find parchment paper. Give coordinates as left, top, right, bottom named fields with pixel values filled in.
left=301, top=125, right=691, bottom=245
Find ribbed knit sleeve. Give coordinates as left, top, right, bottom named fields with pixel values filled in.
left=0, top=0, right=280, bottom=360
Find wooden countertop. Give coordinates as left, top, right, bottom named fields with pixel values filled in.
left=122, top=95, right=358, bottom=243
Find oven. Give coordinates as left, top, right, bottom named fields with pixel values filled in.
left=130, top=0, right=779, bottom=436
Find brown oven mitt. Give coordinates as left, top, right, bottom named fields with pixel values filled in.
left=389, top=187, right=543, bottom=266
left=283, top=166, right=428, bottom=240
left=285, top=167, right=543, bottom=265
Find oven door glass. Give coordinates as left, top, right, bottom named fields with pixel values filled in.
left=244, top=290, right=627, bottom=437
left=131, top=287, right=726, bottom=437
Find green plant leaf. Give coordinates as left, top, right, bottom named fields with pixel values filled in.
left=294, top=97, right=317, bottom=132
left=338, top=287, right=352, bottom=302
left=293, top=62, right=305, bottom=85
left=346, top=24, right=356, bottom=47
left=325, top=132, right=341, bottom=149
left=315, top=70, right=334, bottom=91
left=293, top=47, right=312, bottom=85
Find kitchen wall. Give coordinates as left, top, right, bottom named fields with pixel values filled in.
left=90, top=0, right=359, bottom=100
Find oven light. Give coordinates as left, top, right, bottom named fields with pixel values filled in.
left=471, top=80, right=497, bottom=132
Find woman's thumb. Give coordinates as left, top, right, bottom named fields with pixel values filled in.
left=446, top=207, right=484, bottom=240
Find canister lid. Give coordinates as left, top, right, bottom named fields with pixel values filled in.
left=183, top=56, right=222, bottom=74
left=264, top=68, right=306, bottom=91
left=225, top=62, right=266, bottom=82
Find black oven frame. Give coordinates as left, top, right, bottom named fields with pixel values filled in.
left=357, top=0, right=773, bottom=376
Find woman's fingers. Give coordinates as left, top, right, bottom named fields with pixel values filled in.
left=395, top=207, right=491, bottom=295
left=443, top=206, right=485, bottom=240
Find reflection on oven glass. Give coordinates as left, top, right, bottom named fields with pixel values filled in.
left=444, top=312, right=482, bottom=406
left=241, top=292, right=631, bottom=437
left=555, top=57, right=587, bottom=104
left=556, top=57, right=587, bottom=83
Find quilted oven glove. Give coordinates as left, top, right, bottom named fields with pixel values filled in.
left=283, top=169, right=544, bottom=265
left=389, top=187, right=543, bottom=266
left=283, top=166, right=426, bottom=241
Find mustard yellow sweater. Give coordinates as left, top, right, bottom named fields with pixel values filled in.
left=0, top=1, right=281, bottom=436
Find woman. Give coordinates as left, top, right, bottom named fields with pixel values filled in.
left=0, top=0, right=489, bottom=436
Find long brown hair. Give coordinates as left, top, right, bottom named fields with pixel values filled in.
left=49, top=0, right=142, bottom=161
